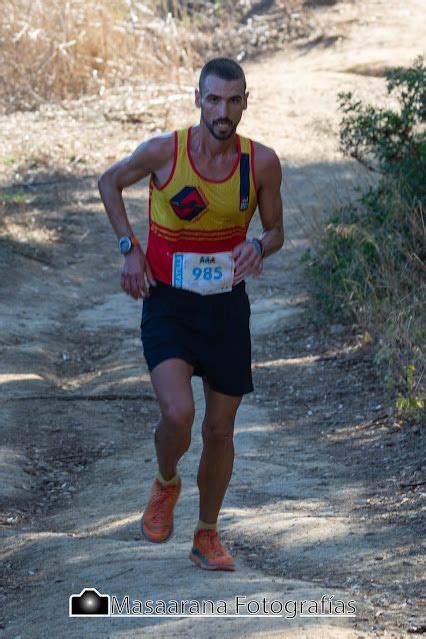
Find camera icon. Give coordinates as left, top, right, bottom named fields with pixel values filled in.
left=69, top=588, right=110, bottom=617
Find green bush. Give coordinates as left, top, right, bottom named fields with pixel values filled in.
left=338, top=55, right=425, bottom=203
left=303, top=57, right=425, bottom=418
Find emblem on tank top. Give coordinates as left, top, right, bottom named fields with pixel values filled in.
left=240, top=196, right=249, bottom=211
left=170, top=185, right=208, bottom=221
left=239, top=153, right=250, bottom=211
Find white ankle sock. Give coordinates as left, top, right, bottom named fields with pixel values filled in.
left=156, top=471, right=180, bottom=486
left=195, top=519, right=217, bottom=533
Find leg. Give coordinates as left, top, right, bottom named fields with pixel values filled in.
left=189, top=379, right=241, bottom=570
left=150, top=358, right=195, bottom=480
left=141, top=358, right=194, bottom=543
left=197, top=378, right=242, bottom=524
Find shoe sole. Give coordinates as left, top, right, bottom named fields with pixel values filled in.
left=140, top=516, right=174, bottom=544
left=189, top=550, right=236, bottom=571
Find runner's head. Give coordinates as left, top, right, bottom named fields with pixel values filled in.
left=196, top=58, right=249, bottom=141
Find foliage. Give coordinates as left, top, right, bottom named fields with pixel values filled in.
left=303, top=57, right=425, bottom=414
left=338, top=56, right=426, bottom=203
left=0, top=0, right=308, bottom=112
left=395, top=365, right=425, bottom=421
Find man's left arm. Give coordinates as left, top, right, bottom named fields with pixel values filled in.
left=256, top=148, right=284, bottom=258
left=233, top=148, right=284, bottom=284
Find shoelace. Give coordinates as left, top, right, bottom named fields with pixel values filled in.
left=200, top=530, right=226, bottom=558
left=153, top=487, right=176, bottom=523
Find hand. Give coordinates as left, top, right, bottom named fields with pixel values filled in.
left=120, top=247, right=156, bottom=300
left=232, top=240, right=263, bottom=286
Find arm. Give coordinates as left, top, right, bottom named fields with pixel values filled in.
left=98, top=134, right=174, bottom=299
left=256, top=146, right=284, bottom=257
left=233, top=144, right=284, bottom=284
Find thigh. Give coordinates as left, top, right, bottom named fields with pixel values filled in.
left=151, top=358, right=195, bottom=416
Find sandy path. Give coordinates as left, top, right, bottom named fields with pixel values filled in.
left=1, top=1, right=424, bottom=637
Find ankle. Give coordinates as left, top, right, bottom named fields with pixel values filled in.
left=195, top=519, right=217, bottom=534
left=156, top=470, right=180, bottom=486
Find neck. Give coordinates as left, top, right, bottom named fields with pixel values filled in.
left=191, top=122, right=238, bottom=158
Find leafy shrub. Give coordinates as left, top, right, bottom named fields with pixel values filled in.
left=338, top=56, right=425, bottom=203
left=303, top=57, right=425, bottom=417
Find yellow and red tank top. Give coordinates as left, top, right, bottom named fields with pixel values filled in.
left=146, top=126, right=258, bottom=285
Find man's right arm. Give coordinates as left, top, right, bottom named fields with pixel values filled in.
left=98, top=134, right=174, bottom=299
left=98, top=134, right=173, bottom=239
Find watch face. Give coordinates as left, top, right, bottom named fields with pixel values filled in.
left=119, top=237, right=132, bottom=254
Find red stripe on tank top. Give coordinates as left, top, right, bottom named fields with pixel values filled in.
left=150, top=225, right=246, bottom=241
left=150, top=219, right=246, bottom=236
left=152, top=231, right=246, bottom=243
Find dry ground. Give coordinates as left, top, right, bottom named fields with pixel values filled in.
left=1, top=1, right=425, bottom=637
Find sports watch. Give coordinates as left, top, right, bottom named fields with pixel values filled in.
left=249, top=238, right=265, bottom=257
left=118, top=234, right=139, bottom=255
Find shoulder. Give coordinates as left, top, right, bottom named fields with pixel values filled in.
left=101, top=131, right=178, bottom=187
left=137, top=131, right=176, bottom=169
left=251, top=140, right=282, bottom=189
left=252, top=140, right=281, bottom=172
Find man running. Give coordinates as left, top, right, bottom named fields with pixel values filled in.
left=98, top=57, right=284, bottom=571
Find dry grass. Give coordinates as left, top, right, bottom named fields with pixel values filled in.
left=302, top=176, right=425, bottom=411
left=0, top=0, right=309, bottom=113
left=360, top=190, right=425, bottom=401
left=0, top=0, right=199, bottom=111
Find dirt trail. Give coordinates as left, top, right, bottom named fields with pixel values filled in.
left=1, top=1, right=424, bottom=637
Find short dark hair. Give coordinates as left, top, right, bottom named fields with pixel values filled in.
left=199, top=57, right=246, bottom=94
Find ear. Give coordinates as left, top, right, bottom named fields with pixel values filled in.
left=195, top=88, right=201, bottom=108
left=243, top=90, right=249, bottom=110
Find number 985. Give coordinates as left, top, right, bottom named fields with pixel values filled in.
left=193, top=267, right=222, bottom=281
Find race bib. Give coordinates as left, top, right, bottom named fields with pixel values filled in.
left=172, top=252, right=234, bottom=295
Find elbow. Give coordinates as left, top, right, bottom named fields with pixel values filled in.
left=98, top=168, right=120, bottom=193
left=97, top=171, right=108, bottom=195
left=98, top=169, right=113, bottom=193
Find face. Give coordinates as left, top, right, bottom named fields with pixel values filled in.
left=195, top=74, right=248, bottom=141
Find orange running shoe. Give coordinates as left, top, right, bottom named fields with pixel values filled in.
left=189, top=529, right=236, bottom=571
left=141, top=476, right=181, bottom=543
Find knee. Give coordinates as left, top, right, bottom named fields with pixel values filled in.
left=162, top=401, right=195, bottom=433
left=202, top=417, right=235, bottom=443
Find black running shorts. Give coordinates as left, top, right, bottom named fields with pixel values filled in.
left=140, top=280, right=253, bottom=396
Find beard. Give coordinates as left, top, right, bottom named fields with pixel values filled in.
left=201, top=110, right=237, bottom=140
